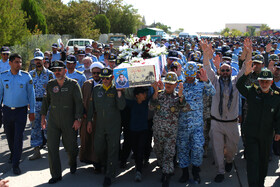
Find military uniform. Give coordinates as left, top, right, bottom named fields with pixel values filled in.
left=149, top=90, right=187, bottom=174
left=40, top=75, right=83, bottom=179
left=87, top=68, right=126, bottom=179
left=237, top=70, right=280, bottom=187
left=29, top=68, right=54, bottom=148
left=66, top=69, right=86, bottom=88
left=177, top=63, right=215, bottom=169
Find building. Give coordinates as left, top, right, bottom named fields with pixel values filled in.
left=225, top=23, right=265, bottom=33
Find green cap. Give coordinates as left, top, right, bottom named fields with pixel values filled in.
left=257, top=69, right=273, bottom=80
left=164, top=72, right=178, bottom=84
left=253, top=54, right=264, bottom=64
left=100, top=68, right=113, bottom=78
left=269, top=54, right=279, bottom=62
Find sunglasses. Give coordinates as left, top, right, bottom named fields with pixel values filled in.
left=101, top=77, right=110, bottom=80
left=2, top=53, right=9, bottom=56
left=53, top=68, right=63, bottom=72
left=221, top=69, right=230, bottom=72
left=92, top=72, right=100, bottom=75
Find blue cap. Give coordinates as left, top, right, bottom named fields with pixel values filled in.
left=168, top=50, right=179, bottom=60
left=33, top=51, right=44, bottom=60
left=66, top=55, right=77, bottom=63
left=52, top=43, right=58, bottom=48
left=85, top=44, right=93, bottom=49
left=184, top=61, right=198, bottom=77
left=1, top=46, right=10, bottom=54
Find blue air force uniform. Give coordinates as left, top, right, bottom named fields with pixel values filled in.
left=177, top=62, right=216, bottom=168
left=0, top=70, right=35, bottom=168
left=66, top=69, right=86, bottom=88
left=29, top=68, right=54, bottom=147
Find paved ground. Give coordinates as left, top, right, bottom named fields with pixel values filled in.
left=0, top=124, right=280, bottom=187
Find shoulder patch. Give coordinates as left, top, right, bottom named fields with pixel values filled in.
left=76, top=70, right=83, bottom=75
left=253, top=84, right=259, bottom=90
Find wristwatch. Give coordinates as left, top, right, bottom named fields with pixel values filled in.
left=76, top=118, right=82, bottom=122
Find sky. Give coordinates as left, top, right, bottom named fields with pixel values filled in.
left=62, top=0, right=280, bottom=33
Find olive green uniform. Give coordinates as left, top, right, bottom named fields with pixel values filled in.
left=237, top=74, right=280, bottom=187
left=40, top=77, right=83, bottom=178
left=87, top=84, right=126, bottom=178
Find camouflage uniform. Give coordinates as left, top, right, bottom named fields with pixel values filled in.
left=177, top=78, right=215, bottom=168
left=149, top=90, right=188, bottom=174
left=203, top=94, right=212, bottom=154
left=29, top=68, right=54, bottom=147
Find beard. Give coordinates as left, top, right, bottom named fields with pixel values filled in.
left=260, top=86, right=270, bottom=92
left=221, top=75, right=230, bottom=81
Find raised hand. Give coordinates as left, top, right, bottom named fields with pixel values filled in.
left=213, top=54, right=221, bottom=69
left=199, top=68, right=209, bottom=82
left=245, top=60, right=254, bottom=75
left=178, top=82, right=184, bottom=97
left=243, top=38, right=253, bottom=60
left=266, top=43, right=272, bottom=53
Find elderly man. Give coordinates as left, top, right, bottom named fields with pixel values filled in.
left=87, top=68, right=125, bottom=187
left=82, top=57, right=93, bottom=79
left=200, top=38, right=252, bottom=183
left=79, top=62, right=104, bottom=170
left=237, top=65, right=280, bottom=187
left=41, top=60, right=83, bottom=184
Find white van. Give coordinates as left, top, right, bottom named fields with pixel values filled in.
left=66, top=38, right=94, bottom=54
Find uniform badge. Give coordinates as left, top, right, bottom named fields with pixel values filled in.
left=271, top=108, right=274, bottom=112
left=107, top=93, right=114, bottom=97
left=156, top=105, right=161, bottom=110
left=97, top=91, right=103, bottom=97
left=53, top=86, right=59, bottom=93
left=5, top=84, right=8, bottom=89
left=61, top=88, right=68, bottom=92
left=20, top=84, right=23, bottom=88
left=170, top=106, right=175, bottom=113
left=29, top=80, right=33, bottom=84
left=188, top=65, right=194, bottom=70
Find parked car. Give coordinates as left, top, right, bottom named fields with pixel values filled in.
left=66, top=38, right=94, bottom=54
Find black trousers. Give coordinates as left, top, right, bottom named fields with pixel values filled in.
left=131, top=130, right=149, bottom=173
left=3, top=106, right=27, bottom=168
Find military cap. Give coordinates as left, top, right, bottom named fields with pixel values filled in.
left=108, top=53, right=117, bottom=61
left=51, top=60, right=66, bottom=69
left=167, top=50, right=179, bottom=60
left=52, top=43, right=58, bottom=48
left=109, top=41, right=114, bottom=44
left=257, top=69, right=273, bottom=80
left=170, top=61, right=179, bottom=69
left=222, top=50, right=232, bottom=61
left=191, top=51, right=201, bottom=62
left=221, top=45, right=230, bottom=55
left=33, top=51, right=44, bottom=60
left=85, top=44, right=93, bottom=49
left=78, top=50, right=85, bottom=55
left=253, top=54, right=264, bottom=64
left=100, top=67, right=113, bottom=78
left=104, top=44, right=110, bottom=49
left=184, top=61, right=198, bottom=77
left=1, top=46, right=10, bottom=54
left=66, top=55, right=77, bottom=63
left=269, top=54, right=279, bottom=62
left=85, top=53, right=93, bottom=58
left=93, top=49, right=100, bottom=53
left=97, top=43, right=103, bottom=49
left=275, top=62, right=280, bottom=69
left=164, top=72, right=178, bottom=84
left=197, top=63, right=203, bottom=70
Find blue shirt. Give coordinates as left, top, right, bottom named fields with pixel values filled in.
left=75, top=61, right=85, bottom=72
left=51, top=52, right=61, bottom=62
left=0, top=70, right=35, bottom=113
left=0, top=59, right=10, bottom=73
left=29, top=68, right=54, bottom=98
left=66, top=69, right=86, bottom=88
left=275, top=80, right=280, bottom=88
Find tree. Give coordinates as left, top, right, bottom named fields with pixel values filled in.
left=231, top=29, right=243, bottom=37
left=94, top=14, right=110, bottom=34
left=149, top=22, right=171, bottom=34
left=221, top=27, right=230, bottom=36
left=0, top=0, right=30, bottom=46
left=260, top=24, right=271, bottom=31
left=247, top=26, right=256, bottom=36
left=21, top=0, right=48, bottom=34
left=174, top=28, right=184, bottom=34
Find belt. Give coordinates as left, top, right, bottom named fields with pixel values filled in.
left=4, top=105, right=27, bottom=110
left=211, top=115, right=238, bottom=123
left=36, top=98, right=43, bottom=102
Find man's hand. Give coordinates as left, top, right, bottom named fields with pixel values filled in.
left=178, top=82, right=184, bottom=97
left=199, top=68, right=209, bottom=82
left=245, top=60, right=254, bottom=76
left=72, top=120, right=81, bottom=131
left=200, top=39, right=214, bottom=63
left=151, top=81, right=159, bottom=99
left=266, top=43, right=272, bottom=53
left=243, top=38, right=253, bottom=61
left=0, top=179, right=9, bottom=187
left=29, top=113, right=35, bottom=122
left=213, top=55, right=221, bottom=69
left=41, top=116, right=47, bottom=130
left=275, top=134, right=280, bottom=141
left=116, top=88, right=124, bottom=98
left=87, top=121, right=92, bottom=134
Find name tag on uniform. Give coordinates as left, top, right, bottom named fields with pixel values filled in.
left=107, top=93, right=114, bottom=97
left=271, top=108, right=274, bottom=112
left=256, top=96, right=261, bottom=100
left=20, top=84, right=23, bottom=88
left=61, top=88, right=68, bottom=92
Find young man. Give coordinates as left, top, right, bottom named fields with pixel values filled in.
left=149, top=72, right=187, bottom=187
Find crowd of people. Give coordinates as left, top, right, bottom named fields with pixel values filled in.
left=1, top=35, right=280, bottom=187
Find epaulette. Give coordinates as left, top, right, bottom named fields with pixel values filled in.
left=274, top=91, right=279, bottom=95
left=76, top=70, right=83, bottom=75
left=177, top=80, right=183, bottom=83
left=253, top=84, right=259, bottom=90
left=95, top=84, right=102, bottom=87
left=158, top=90, right=164, bottom=93
left=21, top=71, right=29, bottom=74
left=1, top=70, right=9, bottom=74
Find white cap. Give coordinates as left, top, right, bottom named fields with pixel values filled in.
left=90, top=62, right=104, bottom=72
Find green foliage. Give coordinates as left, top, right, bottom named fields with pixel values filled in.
left=0, top=0, right=30, bottom=46
left=231, top=29, right=243, bottom=37
left=149, top=22, right=171, bottom=34
left=174, top=28, right=184, bottom=34
left=94, top=14, right=110, bottom=34
left=247, top=26, right=256, bottom=36
left=260, top=24, right=271, bottom=31
left=221, top=27, right=230, bottom=36
left=21, top=0, right=48, bottom=34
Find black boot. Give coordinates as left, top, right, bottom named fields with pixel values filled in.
left=178, top=167, right=189, bottom=183
left=192, top=166, right=201, bottom=184
left=162, top=173, right=170, bottom=187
